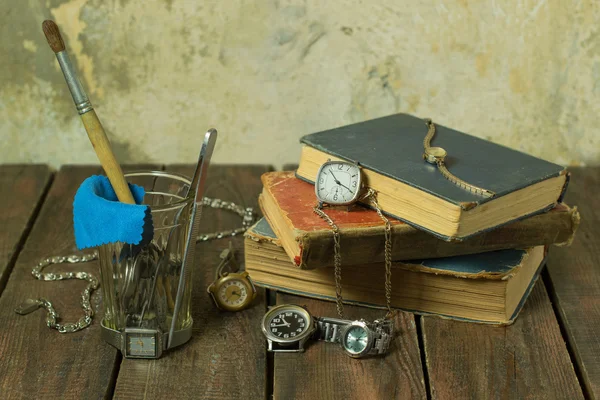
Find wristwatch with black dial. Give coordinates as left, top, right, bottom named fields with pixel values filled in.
left=261, top=304, right=316, bottom=352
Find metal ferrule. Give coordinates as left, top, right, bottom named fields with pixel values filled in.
left=55, top=51, right=93, bottom=115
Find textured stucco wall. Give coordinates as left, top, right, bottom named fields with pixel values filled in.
left=1, top=0, right=599, bottom=169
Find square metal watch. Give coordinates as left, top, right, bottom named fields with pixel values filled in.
left=315, top=160, right=363, bottom=207
left=123, top=328, right=162, bottom=359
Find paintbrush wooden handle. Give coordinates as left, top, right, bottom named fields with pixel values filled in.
left=81, top=111, right=135, bottom=204
left=42, top=20, right=135, bottom=204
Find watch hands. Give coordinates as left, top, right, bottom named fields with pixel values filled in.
left=338, top=182, right=353, bottom=193
left=271, top=323, right=291, bottom=327
left=329, top=169, right=354, bottom=194
left=329, top=169, right=339, bottom=182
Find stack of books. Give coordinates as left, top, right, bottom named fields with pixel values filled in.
left=245, top=114, right=579, bottom=324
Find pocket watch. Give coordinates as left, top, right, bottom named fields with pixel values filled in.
left=423, top=118, right=495, bottom=198
left=261, top=304, right=316, bottom=352
left=207, top=243, right=257, bottom=311
left=315, top=159, right=363, bottom=207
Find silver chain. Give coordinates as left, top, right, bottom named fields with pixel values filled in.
left=15, top=253, right=99, bottom=333
left=312, top=207, right=344, bottom=318
left=15, top=197, right=255, bottom=333
left=313, top=189, right=395, bottom=320
left=363, top=189, right=395, bottom=319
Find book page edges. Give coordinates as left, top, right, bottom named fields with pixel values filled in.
left=298, top=145, right=568, bottom=240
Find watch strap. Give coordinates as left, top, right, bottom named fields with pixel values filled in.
left=315, top=316, right=394, bottom=356
left=101, top=319, right=192, bottom=357
left=314, top=316, right=351, bottom=343
left=367, top=319, right=394, bottom=356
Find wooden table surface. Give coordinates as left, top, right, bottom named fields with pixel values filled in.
left=0, top=164, right=597, bottom=400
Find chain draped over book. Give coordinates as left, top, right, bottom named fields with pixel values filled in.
left=313, top=188, right=394, bottom=320
left=422, top=118, right=496, bottom=198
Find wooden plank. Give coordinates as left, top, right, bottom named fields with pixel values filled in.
left=0, top=164, right=159, bottom=399
left=276, top=162, right=426, bottom=399
left=114, top=165, right=272, bottom=400
left=273, top=294, right=427, bottom=400
left=546, top=167, right=600, bottom=399
left=0, top=165, right=52, bottom=295
left=422, top=281, right=584, bottom=399
left=0, top=165, right=112, bottom=399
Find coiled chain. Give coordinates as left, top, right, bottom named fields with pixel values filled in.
left=16, top=197, right=255, bottom=333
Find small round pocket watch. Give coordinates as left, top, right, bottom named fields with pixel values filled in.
left=207, top=243, right=257, bottom=311
left=315, top=160, right=363, bottom=207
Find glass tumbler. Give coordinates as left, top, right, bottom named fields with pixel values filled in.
left=97, top=171, right=195, bottom=357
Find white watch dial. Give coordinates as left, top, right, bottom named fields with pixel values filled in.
left=218, top=279, right=249, bottom=307
left=315, top=161, right=361, bottom=205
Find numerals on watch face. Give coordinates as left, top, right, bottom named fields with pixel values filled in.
left=262, top=304, right=313, bottom=344
left=269, top=311, right=306, bottom=339
left=218, top=279, right=249, bottom=307
left=208, top=272, right=256, bottom=311
left=315, top=161, right=361, bottom=205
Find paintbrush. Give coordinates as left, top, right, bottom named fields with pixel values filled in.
left=42, top=20, right=135, bottom=204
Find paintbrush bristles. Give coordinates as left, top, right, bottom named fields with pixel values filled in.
left=42, top=20, right=65, bottom=53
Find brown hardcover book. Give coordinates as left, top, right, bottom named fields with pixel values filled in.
left=259, top=171, right=579, bottom=269
left=245, top=219, right=547, bottom=325
left=295, top=113, right=569, bottom=240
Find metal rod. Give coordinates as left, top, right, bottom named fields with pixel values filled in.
left=168, top=129, right=218, bottom=348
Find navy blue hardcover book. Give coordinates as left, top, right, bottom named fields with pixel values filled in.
left=295, top=113, right=569, bottom=240
left=245, top=218, right=547, bottom=325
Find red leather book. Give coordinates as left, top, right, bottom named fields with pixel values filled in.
left=259, top=171, right=579, bottom=270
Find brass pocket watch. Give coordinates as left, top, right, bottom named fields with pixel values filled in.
left=207, top=243, right=257, bottom=312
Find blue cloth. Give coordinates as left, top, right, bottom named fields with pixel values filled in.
left=73, top=175, right=152, bottom=250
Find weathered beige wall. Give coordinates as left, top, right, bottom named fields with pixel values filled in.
left=1, top=0, right=599, bottom=168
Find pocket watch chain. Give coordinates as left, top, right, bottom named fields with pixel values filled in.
left=312, top=207, right=344, bottom=317
left=16, top=197, right=255, bottom=333
left=423, top=119, right=495, bottom=198
left=313, top=188, right=394, bottom=320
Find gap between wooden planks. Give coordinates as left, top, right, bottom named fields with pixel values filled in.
left=0, top=165, right=52, bottom=296
left=272, top=293, right=428, bottom=400
left=0, top=165, right=157, bottom=399
left=545, top=167, right=600, bottom=400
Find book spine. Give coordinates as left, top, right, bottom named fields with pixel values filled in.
left=297, top=207, right=579, bottom=269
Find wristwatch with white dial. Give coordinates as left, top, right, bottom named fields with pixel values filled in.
left=314, top=316, right=394, bottom=358
left=315, top=160, right=363, bottom=208
left=261, top=304, right=316, bottom=352
left=100, top=320, right=192, bottom=359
